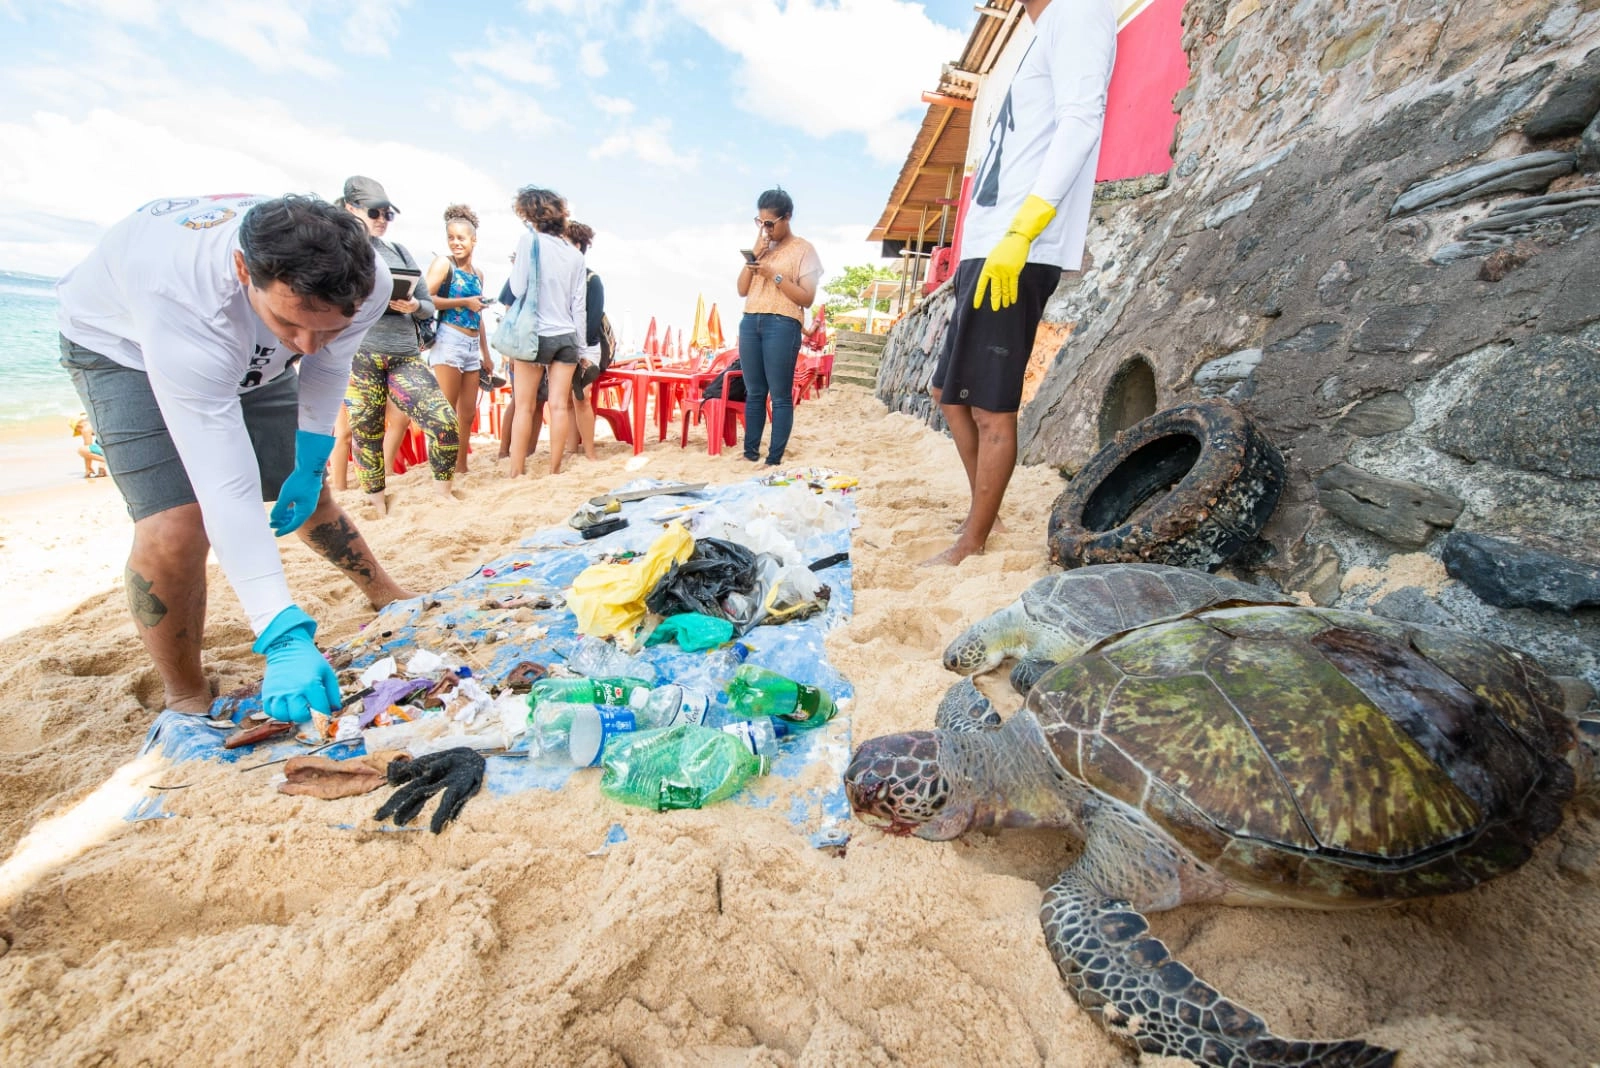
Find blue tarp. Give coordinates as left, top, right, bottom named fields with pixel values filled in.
left=137, top=476, right=857, bottom=848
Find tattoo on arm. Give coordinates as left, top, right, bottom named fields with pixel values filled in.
left=125, top=566, right=168, bottom=628
left=303, top=515, right=376, bottom=583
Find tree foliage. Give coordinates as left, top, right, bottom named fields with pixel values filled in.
left=823, top=264, right=900, bottom=313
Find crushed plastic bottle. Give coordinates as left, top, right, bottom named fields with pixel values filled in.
left=703, top=641, right=751, bottom=685
left=565, top=635, right=658, bottom=684
left=720, top=716, right=790, bottom=766
left=599, top=723, right=764, bottom=811
left=724, top=665, right=837, bottom=729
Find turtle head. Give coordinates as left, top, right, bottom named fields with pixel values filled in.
left=845, top=731, right=978, bottom=840
left=942, top=600, right=1028, bottom=676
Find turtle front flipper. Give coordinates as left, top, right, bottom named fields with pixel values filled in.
left=1043, top=815, right=1396, bottom=1068
left=1009, top=658, right=1057, bottom=695
left=935, top=678, right=1002, bottom=733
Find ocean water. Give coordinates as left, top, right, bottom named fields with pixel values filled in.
left=0, top=270, right=79, bottom=425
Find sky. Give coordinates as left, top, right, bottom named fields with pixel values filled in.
left=0, top=0, right=977, bottom=348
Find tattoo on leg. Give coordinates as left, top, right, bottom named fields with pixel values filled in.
left=125, top=566, right=169, bottom=628
left=305, top=515, right=376, bottom=582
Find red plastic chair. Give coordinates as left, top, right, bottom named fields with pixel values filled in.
left=393, top=425, right=427, bottom=473
left=679, top=354, right=745, bottom=456
left=591, top=373, right=634, bottom=445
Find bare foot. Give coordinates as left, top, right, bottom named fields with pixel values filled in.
left=365, top=491, right=389, bottom=516
left=919, top=539, right=984, bottom=567
left=370, top=586, right=421, bottom=610
left=433, top=480, right=457, bottom=501
left=956, top=516, right=1007, bottom=535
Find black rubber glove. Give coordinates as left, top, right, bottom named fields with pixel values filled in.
left=373, top=747, right=486, bottom=833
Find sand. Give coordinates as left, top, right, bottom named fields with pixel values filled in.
left=0, top=387, right=1596, bottom=1067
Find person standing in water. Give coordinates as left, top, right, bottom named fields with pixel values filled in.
left=425, top=203, right=494, bottom=477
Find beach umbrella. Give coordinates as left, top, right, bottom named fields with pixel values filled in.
left=662, top=326, right=674, bottom=360
left=707, top=304, right=724, bottom=349
left=642, top=317, right=659, bottom=356
left=690, top=293, right=713, bottom=351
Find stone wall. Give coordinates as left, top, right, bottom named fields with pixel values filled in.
left=879, top=0, right=1600, bottom=687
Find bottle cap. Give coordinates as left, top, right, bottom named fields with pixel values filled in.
left=458, top=666, right=473, bottom=678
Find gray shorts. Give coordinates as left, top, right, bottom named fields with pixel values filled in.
left=59, top=335, right=297, bottom=522
left=518, top=331, right=580, bottom=366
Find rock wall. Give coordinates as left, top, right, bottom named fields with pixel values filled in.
left=880, top=0, right=1600, bottom=687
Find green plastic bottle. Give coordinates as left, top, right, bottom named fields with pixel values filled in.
left=599, top=723, right=764, bottom=811
left=724, top=665, right=837, bottom=729
left=527, top=676, right=653, bottom=710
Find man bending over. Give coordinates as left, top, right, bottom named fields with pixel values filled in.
left=57, top=194, right=414, bottom=722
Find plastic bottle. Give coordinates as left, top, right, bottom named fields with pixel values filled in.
left=703, top=641, right=751, bottom=685
left=724, top=665, right=837, bottom=729
left=720, top=716, right=790, bottom=767
left=635, top=684, right=710, bottom=729
left=565, top=635, right=658, bottom=684
left=529, top=703, right=638, bottom=766
left=528, top=676, right=653, bottom=711
left=599, top=723, right=764, bottom=811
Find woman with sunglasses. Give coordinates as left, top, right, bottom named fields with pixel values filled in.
left=734, top=187, right=822, bottom=466
left=337, top=175, right=459, bottom=513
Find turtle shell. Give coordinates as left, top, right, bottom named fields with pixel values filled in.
left=1016, top=562, right=1293, bottom=656
left=1030, top=605, right=1576, bottom=903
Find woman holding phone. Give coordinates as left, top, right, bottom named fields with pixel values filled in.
left=425, top=203, right=494, bottom=477
left=734, top=187, right=822, bottom=466
left=337, top=175, right=459, bottom=512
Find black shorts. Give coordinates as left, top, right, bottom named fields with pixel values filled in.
left=930, top=258, right=1062, bottom=413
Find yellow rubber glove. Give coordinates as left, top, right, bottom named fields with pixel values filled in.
left=973, top=195, right=1058, bottom=311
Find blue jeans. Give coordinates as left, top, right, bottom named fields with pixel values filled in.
left=737, top=312, right=802, bottom=463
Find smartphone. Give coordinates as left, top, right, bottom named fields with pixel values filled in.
left=741, top=249, right=759, bottom=264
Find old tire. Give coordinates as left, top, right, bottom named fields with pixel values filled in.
left=1048, top=400, right=1284, bottom=571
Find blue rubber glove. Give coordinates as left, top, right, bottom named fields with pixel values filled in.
left=269, top=430, right=337, bottom=536
left=253, top=605, right=342, bottom=723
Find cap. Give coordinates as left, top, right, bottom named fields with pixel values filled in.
left=341, top=175, right=400, bottom=213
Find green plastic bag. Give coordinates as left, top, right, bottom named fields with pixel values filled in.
left=644, top=612, right=735, bottom=652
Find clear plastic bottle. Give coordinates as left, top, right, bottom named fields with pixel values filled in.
left=703, top=641, right=751, bottom=685
left=720, top=716, right=790, bottom=767
left=635, top=684, right=710, bottom=729
left=724, top=665, right=837, bottom=729
left=599, top=723, right=764, bottom=811
left=530, top=704, right=637, bottom=766
left=565, top=635, right=659, bottom=684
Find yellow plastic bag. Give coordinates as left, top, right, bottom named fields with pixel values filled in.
left=567, top=522, right=695, bottom=637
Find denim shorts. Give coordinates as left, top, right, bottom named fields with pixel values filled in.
left=429, top=326, right=483, bottom=373
left=59, top=335, right=297, bottom=522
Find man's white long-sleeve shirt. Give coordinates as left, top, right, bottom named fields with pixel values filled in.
left=960, top=0, right=1118, bottom=270
left=56, top=194, right=389, bottom=633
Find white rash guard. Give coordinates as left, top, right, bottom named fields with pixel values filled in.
left=56, top=194, right=390, bottom=633
left=509, top=228, right=592, bottom=356
left=960, top=0, right=1118, bottom=271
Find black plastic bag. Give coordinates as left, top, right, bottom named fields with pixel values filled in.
left=701, top=360, right=746, bottom=402
left=646, top=537, right=759, bottom=619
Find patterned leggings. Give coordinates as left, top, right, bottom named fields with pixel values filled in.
left=346, top=349, right=460, bottom=492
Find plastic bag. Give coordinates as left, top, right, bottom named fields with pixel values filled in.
left=644, top=537, right=759, bottom=620
left=644, top=612, right=736, bottom=652
left=567, top=522, right=695, bottom=637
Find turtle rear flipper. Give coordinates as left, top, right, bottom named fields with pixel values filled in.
left=1043, top=822, right=1396, bottom=1068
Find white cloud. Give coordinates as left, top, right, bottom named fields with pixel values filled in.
left=175, top=2, right=337, bottom=77
left=579, top=39, right=608, bottom=77
left=450, top=75, right=558, bottom=136
left=671, top=0, right=963, bottom=160
left=340, top=0, right=411, bottom=57
left=455, top=28, right=561, bottom=87
left=521, top=0, right=581, bottom=11
left=589, top=118, right=699, bottom=173
left=593, top=94, right=635, bottom=116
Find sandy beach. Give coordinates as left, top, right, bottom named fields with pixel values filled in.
left=0, top=387, right=1596, bottom=1066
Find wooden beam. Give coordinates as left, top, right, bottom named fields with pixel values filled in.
left=920, top=91, right=973, bottom=110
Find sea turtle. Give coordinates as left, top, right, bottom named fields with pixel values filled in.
left=942, top=563, right=1294, bottom=694
left=848, top=600, right=1599, bottom=1068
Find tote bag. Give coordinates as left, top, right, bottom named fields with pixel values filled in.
left=491, top=230, right=541, bottom=360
